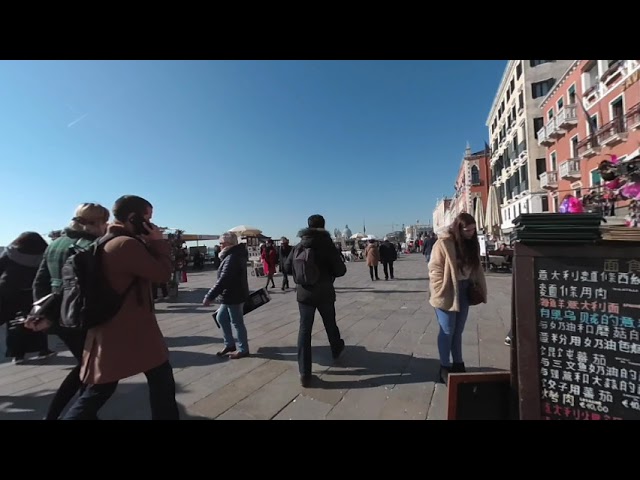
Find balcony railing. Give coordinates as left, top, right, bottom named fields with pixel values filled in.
left=625, top=102, right=640, bottom=130
left=537, top=126, right=553, bottom=146
left=576, top=134, right=601, bottom=159
left=559, top=159, right=581, bottom=179
left=597, top=117, right=628, bottom=147
left=540, top=171, right=558, bottom=189
left=555, top=104, right=578, bottom=130
left=602, top=60, right=624, bottom=85
left=546, top=117, right=557, bottom=138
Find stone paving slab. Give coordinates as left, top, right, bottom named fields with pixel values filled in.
left=0, top=253, right=512, bottom=420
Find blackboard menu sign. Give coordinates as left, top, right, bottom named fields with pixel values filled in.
left=524, top=249, right=640, bottom=420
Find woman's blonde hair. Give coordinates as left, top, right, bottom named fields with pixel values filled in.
left=68, top=203, right=110, bottom=235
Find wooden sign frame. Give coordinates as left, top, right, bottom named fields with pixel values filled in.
left=514, top=241, right=640, bottom=420
left=447, top=371, right=512, bottom=420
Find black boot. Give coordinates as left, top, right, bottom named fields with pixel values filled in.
left=451, top=362, right=466, bottom=373
left=439, top=365, right=451, bottom=385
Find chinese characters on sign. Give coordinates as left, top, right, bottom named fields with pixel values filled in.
left=535, top=257, right=640, bottom=420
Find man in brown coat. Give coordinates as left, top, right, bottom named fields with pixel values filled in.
left=62, top=195, right=179, bottom=420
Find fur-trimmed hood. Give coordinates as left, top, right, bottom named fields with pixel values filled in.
left=2, top=246, right=42, bottom=268
left=297, top=227, right=333, bottom=249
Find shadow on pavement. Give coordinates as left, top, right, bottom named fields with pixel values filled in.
left=254, top=344, right=441, bottom=389
left=165, top=335, right=222, bottom=348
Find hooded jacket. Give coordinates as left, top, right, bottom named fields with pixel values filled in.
left=285, top=227, right=346, bottom=306
left=0, top=247, right=44, bottom=324
left=204, top=243, right=250, bottom=305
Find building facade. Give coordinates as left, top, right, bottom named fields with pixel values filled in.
left=452, top=144, right=491, bottom=219
left=486, top=60, right=574, bottom=235
left=432, top=197, right=452, bottom=234
left=538, top=60, right=640, bottom=213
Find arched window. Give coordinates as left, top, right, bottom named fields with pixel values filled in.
left=471, top=165, right=480, bottom=185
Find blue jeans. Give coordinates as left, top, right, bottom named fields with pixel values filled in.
left=434, top=280, right=470, bottom=367
left=218, top=303, right=249, bottom=354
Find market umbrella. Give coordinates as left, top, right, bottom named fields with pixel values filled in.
left=474, top=198, right=485, bottom=231
left=229, top=225, right=262, bottom=236
left=484, top=186, right=502, bottom=237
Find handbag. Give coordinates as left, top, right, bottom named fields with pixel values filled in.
left=468, top=280, right=484, bottom=306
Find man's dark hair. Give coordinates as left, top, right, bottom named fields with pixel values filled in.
left=113, top=195, right=153, bottom=222
left=308, top=214, right=325, bottom=229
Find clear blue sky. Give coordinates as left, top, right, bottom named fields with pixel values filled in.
left=0, top=60, right=506, bottom=247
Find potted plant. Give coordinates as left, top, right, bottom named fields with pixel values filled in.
left=165, top=229, right=185, bottom=299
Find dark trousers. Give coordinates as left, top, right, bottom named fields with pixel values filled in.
left=382, top=261, right=394, bottom=279
left=369, top=265, right=379, bottom=280
left=298, top=302, right=342, bottom=377
left=153, top=283, right=168, bottom=300
left=61, top=360, right=179, bottom=420
left=45, top=329, right=89, bottom=420
left=281, top=270, right=289, bottom=289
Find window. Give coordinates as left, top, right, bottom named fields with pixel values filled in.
left=510, top=79, right=515, bottom=94
left=518, top=91, right=524, bottom=111
left=552, top=194, right=559, bottom=213
left=532, top=79, right=555, bottom=99
left=590, top=169, right=601, bottom=186
left=588, top=115, right=598, bottom=135
left=533, top=117, right=544, bottom=138
left=536, top=158, right=546, bottom=178
left=570, top=135, right=579, bottom=158
left=611, top=96, right=624, bottom=120
left=572, top=183, right=582, bottom=198
left=520, top=165, right=529, bottom=191
left=568, top=85, right=576, bottom=105
left=550, top=152, right=557, bottom=171
left=516, top=62, right=523, bottom=78
left=471, top=165, right=480, bottom=185
left=557, top=97, right=564, bottom=110
left=548, top=108, right=554, bottom=120
left=541, top=196, right=550, bottom=212
left=530, top=60, right=554, bottom=67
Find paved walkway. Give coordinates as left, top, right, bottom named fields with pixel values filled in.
left=0, top=253, right=512, bottom=420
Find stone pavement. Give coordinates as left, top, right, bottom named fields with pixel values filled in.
left=0, top=253, right=512, bottom=420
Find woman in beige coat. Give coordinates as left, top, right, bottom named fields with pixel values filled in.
left=364, top=239, right=380, bottom=280
left=428, top=212, right=487, bottom=385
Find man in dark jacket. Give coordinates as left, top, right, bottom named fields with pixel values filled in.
left=285, top=214, right=347, bottom=387
left=203, top=232, right=250, bottom=359
left=278, top=237, right=292, bottom=291
left=423, top=233, right=437, bottom=263
left=379, top=237, right=398, bottom=280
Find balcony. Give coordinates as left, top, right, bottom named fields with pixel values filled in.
left=625, top=103, right=640, bottom=130
left=537, top=126, right=553, bottom=146
left=546, top=117, right=558, bottom=138
left=576, top=134, right=601, bottom=159
left=597, top=117, right=628, bottom=147
left=540, top=171, right=558, bottom=190
left=556, top=104, right=578, bottom=130
left=601, top=60, right=624, bottom=86
left=559, top=159, right=581, bottom=180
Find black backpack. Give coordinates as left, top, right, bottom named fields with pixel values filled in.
left=291, top=244, right=320, bottom=286
left=58, top=233, right=136, bottom=330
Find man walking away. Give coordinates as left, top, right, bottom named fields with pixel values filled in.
left=379, top=237, right=397, bottom=280
left=424, top=233, right=437, bottom=264
left=62, top=195, right=179, bottom=420
left=285, top=214, right=347, bottom=387
left=278, top=237, right=292, bottom=290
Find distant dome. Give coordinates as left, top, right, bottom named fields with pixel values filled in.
left=342, top=225, right=352, bottom=238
